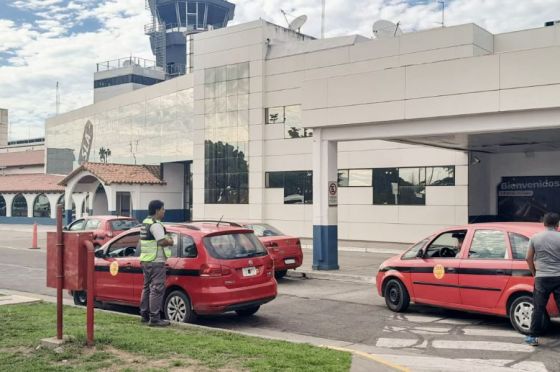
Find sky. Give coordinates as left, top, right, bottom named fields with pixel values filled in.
left=0, top=0, right=559, bottom=141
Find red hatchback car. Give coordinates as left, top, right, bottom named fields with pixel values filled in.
left=239, top=223, right=303, bottom=279
left=65, top=215, right=139, bottom=248
left=73, top=222, right=277, bottom=322
left=377, top=222, right=560, bottom=334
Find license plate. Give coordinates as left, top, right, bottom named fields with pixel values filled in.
left=284, top=258, right=296, bottom=264
left=242, top=267, right=257, bottom=277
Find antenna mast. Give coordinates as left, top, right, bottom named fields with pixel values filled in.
left=438, top=0, right=445, bottom=27
left=55, top=81, right=60, bottom=115
left=321, top=0, right=325, bottom=38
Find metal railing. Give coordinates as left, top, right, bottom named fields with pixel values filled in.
left=96, top=57, right=161, bottom=72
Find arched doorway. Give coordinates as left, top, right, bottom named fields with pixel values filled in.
left=33, top=194, right=51, bottom=217
left=0, top=195, right=5, bottom=216
left=12, top=194, right=27, bottom=217
left=92, top=184, right=109, bottom=215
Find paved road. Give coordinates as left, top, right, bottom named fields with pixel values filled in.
left=1, top=225, right=559, bottom=371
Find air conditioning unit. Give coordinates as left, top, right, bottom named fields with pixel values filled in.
left=544, top=20, right=560, bottom=27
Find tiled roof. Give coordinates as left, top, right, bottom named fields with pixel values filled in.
left=0, top=150, right=44, bottom=168
left=59, top=163, right=164, bottom=186
left=0, top=173, right=65, bottom=193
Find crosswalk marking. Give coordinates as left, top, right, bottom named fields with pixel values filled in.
left=462, top=328, right=522, bottom=338
left=376, top=338, right=534, bottom=353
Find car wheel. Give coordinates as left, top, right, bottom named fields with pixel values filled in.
left=73, top=291, right=87, bottom=306
left=384, top=278, right=410, bottom=312
left=235, top=306, right=260, bottom=317
left=275, top=270, right=288, bottom=279
left=509, top=295, right=550, bottom=335
left=164, top=290, right=196, bottom=323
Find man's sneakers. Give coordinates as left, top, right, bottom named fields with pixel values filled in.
left=140, top=313, right=150, bottom=323
left=148, top=319, right=171, bottom=327
left=524, top=336, right=539, bottom=346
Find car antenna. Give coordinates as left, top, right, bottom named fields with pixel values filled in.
left=217, top=215, right=224, bottom=227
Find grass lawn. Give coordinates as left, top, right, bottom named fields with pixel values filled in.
left=0, top=302, right=351, bottom=371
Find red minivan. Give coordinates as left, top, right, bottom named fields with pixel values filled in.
left=73, top=222, right=277, bottom=322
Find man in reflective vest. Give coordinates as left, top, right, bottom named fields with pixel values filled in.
left=139, top=200, right=174, bottom=326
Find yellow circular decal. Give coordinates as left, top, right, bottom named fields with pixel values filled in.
left=433, top=264, right=445, bottom=280
left=110, top=261, right=119, bottom=276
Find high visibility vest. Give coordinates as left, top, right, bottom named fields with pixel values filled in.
left=139, top=217, right=171, bottom=262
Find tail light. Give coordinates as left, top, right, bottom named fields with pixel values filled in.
left=200, top=263, right=231, bottom=277
left=264, top=241, right=279, bottom=252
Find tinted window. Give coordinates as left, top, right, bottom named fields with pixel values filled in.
left=284, top=171, right=313, bottom=204
left=181, top=235, right=198, bottom=258
left=0, top=195, right=5, bottom=216
left=425, top=230, right=466, bottom=258
left=248, top=224, right=284, bottom=237
left=509, top=232, right=529, bottom=260
left=338, top=170, right=349, bottom=187
left=265, top=172, right=284, bottom=188
left=373, top=168, right=398, bottom=205
left=398, top=168, right=425, bottom=205
left=107, top=233, right=139, bottom=258
left=33, top=194, right=51, bottom=218
left=69, top=219, right=85, bottom=231
left=203, top=233, right=266, bottom=259
left=426, top=166, right=455, bottom=186
left=469, top=230, right=507, bottom=259
left=402, top=239, right=429, bottom=259
left=110, top=219, right=139, bottom=231
left=266, top=106, right=284, bottom=124
left=12, top=194, right=27, bottom=217
left=84, top=219, right=101, bottom=230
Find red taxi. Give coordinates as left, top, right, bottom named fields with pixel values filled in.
left=376, top=222, right=560, bottom=334
left=239, top=222, right=303, bottom=279
left=65, top=215, right=138, bottom=248
left=73, top=222, right=277, bottom=322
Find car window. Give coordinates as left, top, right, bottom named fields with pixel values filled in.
left=425, top=230, right=466, bottom=258
left=181, top=235, right=198, bottom=258
left=203, top=233, right=267, bottom=260
left=508, top=232, right=529, bottom=260
left=468, top=230, right=508, bottom=259
left=110, top=219, right=139, bottom=231
left=402, top=239, right=429, bottom=259
left=168, top=233, right=179, bottom=257
left=69, top=219, right=85, bottom=231
left=248, top=224, right=284, bottom=237
left=107, top=232, right=140, bottom=258
left=84, top=219, right=101, bottom=230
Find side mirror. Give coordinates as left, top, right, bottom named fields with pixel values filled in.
left=94, top=249, right=105, bottom=258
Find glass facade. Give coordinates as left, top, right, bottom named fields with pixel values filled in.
left=46, top=88, right=194, bottom=169
left=0, top=195, right=5, bottom=216
left=265, top=105, right=313, bottom=139
left=204, top=62, right=250, bottom=204
left=265, top=171, right=313, bottom=204
left=12, top=194, right=27, bottom=217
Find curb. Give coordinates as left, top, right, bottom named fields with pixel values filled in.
left=301, top=245, right=404, bottom=255
left=286, top=269, right=376, bottom=284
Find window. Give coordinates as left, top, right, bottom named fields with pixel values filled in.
left=0, top=195, right=6, bottom=217
left=398, top=167, right=425, bottom=205
left=265, top=172, right=284, bottom=188
left=84, top=219, right=101, bottom=230
left=106, top=232, right=140, bottom=258
left=266, top=107, right=284, bottom=124
left=338, top=170, right=349, bottom=187
left=203, top=233, right=266, bottom=260
left=68, top=219, right=85, bottom=231
left=247, top=224, right=284, bottom=237
left=425, top=230, right=466, bottom=258
left=284, top=171, right=313, bottom=204
left=373, top=168, right=398, bottom=205
left=426, top=166, right=455, bottom=186
left=32, top=194, right=50, bottom=218
left=110, top=219, right=139, bottom=231
left=349, top=169, right=373, bottom=187
left=265, top=105, right=312, bottom=139
left=181, top=235, right=198, bottom=258
left=57, top=194, right=64, bottom=207
left=509, top=233, right=530, bottom=260
left=469, top=230, right=507, bottom=259
left=402, top=239, right=429, bottom=260
left=12, top=194, right=27, bottom=217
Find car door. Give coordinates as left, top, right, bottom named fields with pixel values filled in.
left=459, top=229, right=512, bottom=309
left=131, top=231, right=180, bottom=302
left=410, top=230, right=466, bottom=305
left=95, top=232, right=138, bottom=303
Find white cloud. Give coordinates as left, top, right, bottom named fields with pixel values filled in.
left=1, top=0, right=560, bottom=140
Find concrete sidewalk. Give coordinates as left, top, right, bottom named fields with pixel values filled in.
left=288, top=241, right=408, bottom=283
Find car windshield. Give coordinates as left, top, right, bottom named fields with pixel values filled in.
left=203, top=233, right=267, bottom=259
left=110, top=219, right=139, bottom=231
left=248, top=224, right=284, bottom=237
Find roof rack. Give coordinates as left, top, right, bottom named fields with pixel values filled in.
left=186, top=220, right=243, bottom=227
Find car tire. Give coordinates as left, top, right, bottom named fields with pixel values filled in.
left=235, top=306, right=260, bottom=317
left=508, top=295, right=550, bottom=335
left=275, top=270, right=288, bottom=279
left=73, top=291, right=87, bottom=306
left=384, top=278, right=410, bottom=312
left=164, top=290, right=196, bottom=323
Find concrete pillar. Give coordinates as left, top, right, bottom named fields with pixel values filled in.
left=23, top=193, right=36, bottom=218
left=312, top=128, right=339, bottom=270
left=46, top=193, right=63, bottom=219
left=72, top=193, right=86, bottom=219
left=3, top=193, right=15, bottom=217
left=104, top=185, right=116, bottom=215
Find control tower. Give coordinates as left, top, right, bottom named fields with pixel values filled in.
left=145, top=0, right=235, bottom=76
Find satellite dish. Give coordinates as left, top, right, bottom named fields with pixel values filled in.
left=289, top=15, right=307, bottom=32
left=372, top=20, right=403, bottom=39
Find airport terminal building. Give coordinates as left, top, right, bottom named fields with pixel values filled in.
left=29, top=1, right=560, bottom=263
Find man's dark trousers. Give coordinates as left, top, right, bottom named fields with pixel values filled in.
left=529, top=276, right=560, bottom=336
left=140, top=262, right=166, bottom=321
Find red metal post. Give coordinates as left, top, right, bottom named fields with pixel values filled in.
left=56, top=205, right=64, bottom=340
left=85, top=240, right=95, bottom=346
left=30, top=223, right=38, bottom=249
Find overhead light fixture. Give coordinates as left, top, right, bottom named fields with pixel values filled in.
left=470, top=155, right=481, bottom=165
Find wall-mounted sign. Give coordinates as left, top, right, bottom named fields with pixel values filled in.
left=328, top=181, right=338, bottom=206
left=78, top=120, right=93, bottom=165
left=498, top=176, right=560, bottom=222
